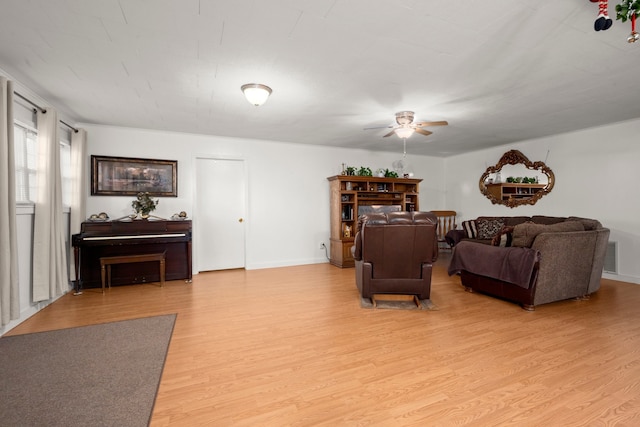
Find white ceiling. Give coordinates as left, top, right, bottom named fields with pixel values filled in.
left=1, top=0, right=639, bottom=157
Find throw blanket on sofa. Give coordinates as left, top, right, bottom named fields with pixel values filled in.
left=448, top=241, right=541, bottom=289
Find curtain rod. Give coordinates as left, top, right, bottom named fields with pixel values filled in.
left=14, top=91, right=79, bottom=133
left=14, top=91, right=45, bottom=113
left=60, top=119, right=79, bottom=133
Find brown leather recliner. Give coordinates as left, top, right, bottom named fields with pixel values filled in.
left=351, top=211, right=439, bottom=301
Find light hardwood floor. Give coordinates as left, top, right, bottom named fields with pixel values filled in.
left=7, top=255, right=640, bottom=426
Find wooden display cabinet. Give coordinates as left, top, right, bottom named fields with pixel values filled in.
left=327, top=175, right=422, bottom=268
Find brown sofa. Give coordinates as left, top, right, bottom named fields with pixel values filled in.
left=447, top=216, right=610, bottom=310
left=352, top=211, right=438, bottom=302
left=446, top=215, right=571, bottom=246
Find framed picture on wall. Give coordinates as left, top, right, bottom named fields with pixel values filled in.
left=91, top=155, right=178, bottom=196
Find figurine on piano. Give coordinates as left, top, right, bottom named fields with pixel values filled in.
left=88, top=212, right=109, bottom=221
left=171, top=211, right=188, bottom=220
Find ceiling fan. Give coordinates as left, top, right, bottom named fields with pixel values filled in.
left=367, top=111, right=448, bottom=139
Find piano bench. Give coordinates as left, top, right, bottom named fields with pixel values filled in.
left=99, top=252, right=166, bottom=293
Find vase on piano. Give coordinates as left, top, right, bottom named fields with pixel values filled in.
left=131, top=192, right=158, bottom=220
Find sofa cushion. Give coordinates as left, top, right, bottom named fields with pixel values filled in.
left=475, top=216, right=530, bottom=227
left=531, top=215, right=567, bottom=225
left=491, top=226, right=515, bottom=247
left=566, top=216, right=602, bottom=231
left=503, top=216, right=531, bottom=227
left=512, top=221, right=585, bottom=248
left=476, top=218, right=505, bottom=240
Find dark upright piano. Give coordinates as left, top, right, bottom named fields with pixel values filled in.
left=72, top=218, right=192, bottom=293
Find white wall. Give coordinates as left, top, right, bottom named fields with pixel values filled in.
left=82, top=124, right=445, bottom=271
left=445, top=118, right=640, bottom=284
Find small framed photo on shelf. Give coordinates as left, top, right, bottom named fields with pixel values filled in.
left=341, top=205, right=353, bottom=220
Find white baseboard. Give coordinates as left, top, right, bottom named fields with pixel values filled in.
left=246, top=258, right=330, bottom=270
left=0, top=288, right=70, bottom=336
left=603, top=272, right=640, bottom=285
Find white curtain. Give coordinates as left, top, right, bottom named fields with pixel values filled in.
left=0, top=77, right=20, bottom=326
left=33, top=108, right=69, bottom=302
left=68, top=128, right=87, bottom=282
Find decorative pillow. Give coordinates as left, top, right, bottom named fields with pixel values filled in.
left=476, top=219, right=505, bottom=240
left=491, top=226, right=515, bottom=247
left=512, top=221, right=585, bottom=248
left=462, top=220, right=478, bottom=239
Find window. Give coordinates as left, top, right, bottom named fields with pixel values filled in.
left=14, top=122, right=38, bottom=203
left=59, top=130, right=71, bottom=207
left=13, top=122, right=73, bottom=206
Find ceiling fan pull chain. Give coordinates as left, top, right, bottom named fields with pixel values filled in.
left=629, top=13, right=639, bottom=42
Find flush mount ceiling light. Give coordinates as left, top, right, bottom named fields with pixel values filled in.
left=394, top=127, right=415, bottom=139
left=241, top=83, right=272, bottom=106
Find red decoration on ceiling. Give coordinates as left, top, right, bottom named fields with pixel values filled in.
left=594, top=0, right=613, bottom=31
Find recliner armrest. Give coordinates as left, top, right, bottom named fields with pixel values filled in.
left=352, top=231, right=362, bottom=261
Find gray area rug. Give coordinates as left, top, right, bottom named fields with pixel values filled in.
left=0, top=314, right=176, bottom=427
left=360, top=296, right=438, bottom=310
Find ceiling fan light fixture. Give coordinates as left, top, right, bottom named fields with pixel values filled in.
left=395, top=111, right=415, bottom=125
left=395, top=127, right=414, bottom=139
left=241, top=83, right=272, bottom=106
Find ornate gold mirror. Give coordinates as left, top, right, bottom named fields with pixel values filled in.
left=479, top=150, right=555, bottom=208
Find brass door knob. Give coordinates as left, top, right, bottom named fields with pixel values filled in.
left=238, top=218, right=244, bottom=223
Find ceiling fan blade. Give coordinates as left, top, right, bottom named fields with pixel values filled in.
left=364, top=125, right=393, bottom=130
left=383, top=129, right=397, bottom=137
left=415, top=120, right=448, bottom=127
left=415, top=128, right=433, bottom=136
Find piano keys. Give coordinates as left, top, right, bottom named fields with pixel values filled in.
left=72, top=218, right=192, bottom=293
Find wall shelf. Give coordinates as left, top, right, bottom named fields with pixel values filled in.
left=486, top=183, right=546, bottom=201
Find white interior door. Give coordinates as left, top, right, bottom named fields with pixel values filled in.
left=195, top=157, right=246, bottom=271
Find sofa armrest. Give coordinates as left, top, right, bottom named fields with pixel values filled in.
left=530, top=231, right=600, bottom=304
left=588, top=228, right=610, bottom=293
left=448, top=241, right=539, bottom=288
left=446, top=229, right=467, bottom=247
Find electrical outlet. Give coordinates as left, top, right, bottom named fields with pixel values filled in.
left=319, top=242, right=326, bottom=250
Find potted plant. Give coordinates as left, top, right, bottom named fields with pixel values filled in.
left=357, top=166, right=372, bottom=177
left=131, top=192, right=158, bottom=219
left=384, top=168, right=398, bottom=178
left=345, top=166, right=356, bottom=176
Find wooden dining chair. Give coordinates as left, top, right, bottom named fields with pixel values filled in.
left=431, top=210, right=457, bottom=251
